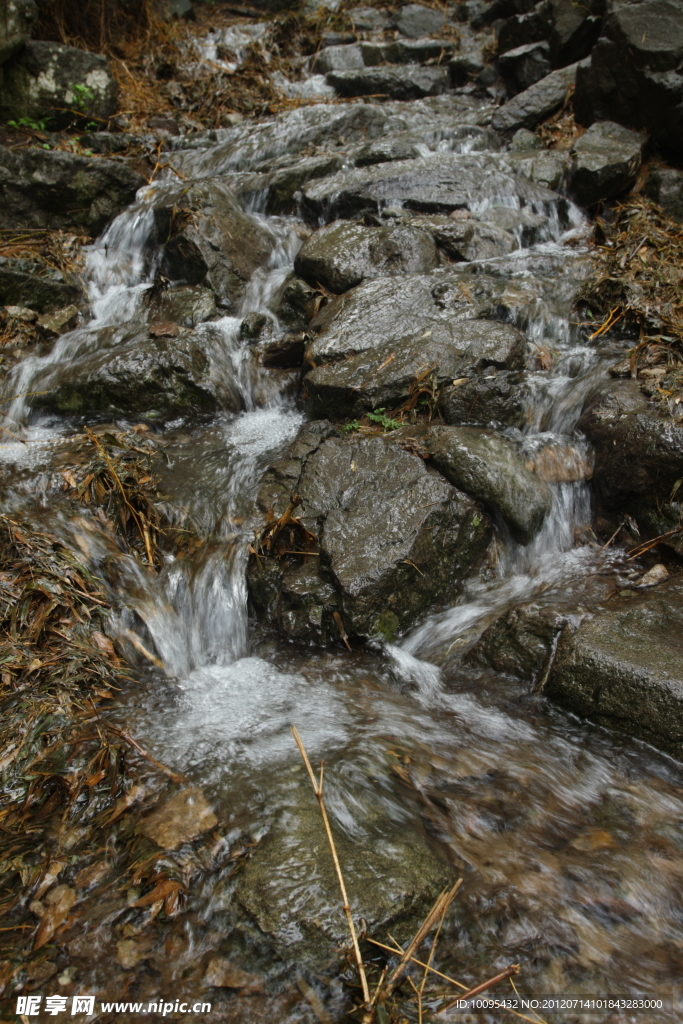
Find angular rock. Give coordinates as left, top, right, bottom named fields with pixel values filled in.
left=388, top=3, right=446, bottom=36
left=569, top=121, right=646, bottom=207
left=491, top=60, right=583, bottom=132
left=411, top=424, right=552, bottom=542
left=150, top=179, right=274, bottom=311
left=30, top=324, right=241, bottom=424
left=248, top=424, right=492, bottom=642
left=302, top=320, right=528, bottom=419
left=497, top=2, right=552, bottom=54
left=0, top=146, right=145, bottom=234
left=311, top=43, right=365, bottom=74
left=505, top=147, right=571, bottom=190
left=236, top=781, right=453, bottom=967
left=547, top=0, right=604, bottom=67
left=364, top=38, right=457, bottom=64
left=472, top=0, right=539, bottom=27
left=301, top=152, right=567, bottom=223
left=36, top=304, right=79, bottom=338
left=642, top=166, right=683, bottom=222
left=293, top=220, right=439, bottom=293
left=439, top=370, right=529, bottom=428
left=203, top=959, right=262, bottom=991
left=147, top=285, right=218, bottom=329
left=498, top=41, right=552, bottom=94
left=269, top=275, right=321, bottom=331
left=574, top=0, right=683, bottom=155
left=546, top=578, right=683, bottom=759
left=0, top=41, right=118, bottom=127
left=305, top=272, right=498, bottom=365
left=260, top=333, right=306, bottom=368
left=326, top=65, right=448, bottom=100
left=466, top=600, right=568, bottom=678
left=138, top=788, right=217, bottom=850
left=0, top=255, right=82, bottom=313
left=510, top=127, right=543, bottom=150
left=0, top=0, right=37, bottom=65
left=449, top=54, right=485, bottom=86
left=411, top=214, right=518, bottom=261
left=578, top=379, right=683, bottom=553
left=233, top=153, right=345, bottom=215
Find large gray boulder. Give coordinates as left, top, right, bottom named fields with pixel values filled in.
left=247, top=423, right=492, bottom=643
left=301, top=152, right=567, bottom=223
left=403, top=424, right=552, bottom=543
left=0, top=41, right=118, bottom=127
left=388, top=3, right=446, bottom=36
left=0, top=146, right=145, bottom=234
left=294, top=220, right=439, bottom=293
left=302, top=320, right=528, bottom=419
left=0, top=255, right=83, bottom=313
left=410, top=214, right=518, bottom=261
left=439, top=370, right=529, bottom=429
left=497, top=2, right=552, bottom=54
left=574, top=0, right=683, bottom=155
left=0, top=0, right=37, bottom=65
left=326, top=65, right=448, bottom=100
left=569, top=121, right=647, bottom=207
left=30, top=323, right=242, bottom=424
left=311, top=43, right=366, bottom=74
left=578, top=379, right=683, bottom=555
left=491, top=60, right=583, bottom=132
left=547, top=0, right=604, bottom=66
left=149, top=179, right=275, bottom=312
left=643, top=166, right=683, bottom=221
left=498, top=41, right=552, bottom=94
left=546, top=578, right=683, bottom=759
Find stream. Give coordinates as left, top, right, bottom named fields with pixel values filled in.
left=2, top=31, right=683, bottom=1024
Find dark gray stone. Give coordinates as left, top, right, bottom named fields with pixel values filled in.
left=569, top=121, right=647, bottom=207
left=388, top=4, right=447, bottom=37
left=0, top=146, right=145, bottom=234
left=302, top=319, right=528, bottom=419
left=232, top=153, right=346, bottom=215
left=491, top=59, right=583, bottom=132
left=497, top=2, right=552, bottom=54
left=546, top=578, right=683, bottom=759
left=0, top=0, right=37, bottom=65
left=578, top=378, right=683, bottom=555
left=410, top=214, right=518, bottom=260
left=248, top=426, right=493, bottom=642
left=311, top=43, right=365, bottom=74
left=361, top=38, right=457, bottom=64
left=0, top=41, right=118, bottom=127
left=449, top=54, right=485, bottom=86
left=498, top=41, right=552, bottom=94
left=269, top=275, right=321, bottom=332
left=147, top=285, right=218, bottom=329
left=150, top=179, right=274, bottom=312
left=326, top=66, right=448, bottom=100
left=409, top=424, right=552, bottom=542
left=509, top=127, right=544, bottom=149
left=0, top=255, right=83, bottom=313
left=348, top=5, right=389, bottom=31
left=547, top=0, right=604, bottom=67
left=574, top=0, right=683, bottom=155
left=439, top=370, right=529, bottom=428
left=301, top=152, right=567, bottom=223
left=294, top=220, right=439, bottom=293
left=505, top=146, right=571, bottom=190
left=642, top=166, right=683, bottom=221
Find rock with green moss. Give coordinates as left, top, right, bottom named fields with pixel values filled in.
left=0, top=41, right=118, bottom=127
left=247, top=422, right=492, bottom=644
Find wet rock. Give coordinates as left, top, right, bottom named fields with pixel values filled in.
left=472, top=0, right=539, bottom=27
left=642, top=166, right=683, bottom=222
left=305, top=272, right=496, bottom=365
left=353, top=124, right=500, bottom=167
left=269, top=275, right=321, bottom=332
left=151, top=179, right=274, bottom=311
left=478, top=204, right=549, bottom=244
left=311, top=43, right=365, bottom=74
left=301, top=152, right=566, bottom=223
left=326, top=65, right=448, bottom=100
left=491, top=60, right=583, bottom=132
left=303, top=320, right=527, bottom=419
left=348, top=5, right=388, bottom=30
left=578, top=378, right=683, bottom=554
left=510, top=127, right=543, bottom=150
left=0, top=255, right=83, bottom=313
left=388, top=3, right=447, bottom=36
left=36, top=304, right=79, bottom=338
left=0, top=0, right=37, bottom=65
left=0, top=41, right=118, bottom=127
left=505, top=147, right=571, bottom=190
left=449, top=54, right=485, bottom=86
left=568, top=121, right=647, bottom=207
left=260, top=333, right=306, bottom=368
left=248, top=425, right=492, bottom=642
left=294, top=220, right=439, bottom=293
left=412, top=424, right=552, bottom=542
left=31, top=324, right=240, bottom=424
left=497, top=3, right=552, bottom=54
left=203, top=958, right=262, bottom=991
left=574, top=0, right=683, bottom=155
left=147, top=285, right=218, bottom=329
left=77, top=131, right=130, bottom=155
left=234, top=153, right=346, bottom=215
left=546, top=578, right=683, bottom=759
left=498, top=42, right=552, bottom=94
left=521, top=435, right=592, bottom=482
left=547, top=0, right=604, bottom=67
left=0, top=146, right=145, bottom=234
left=236, top=781, right=453, bottom=967
left=138, top=787, right=217, bottom=850
left=466, top=602, right=568, bottom=681
left=4, top=304, right=37, bottom=322
left=412, top=214, right=518, bottom=261
left=439, top=370, right=529, bottom=428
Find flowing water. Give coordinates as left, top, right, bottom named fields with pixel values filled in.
left=2, top=71, right=683, bottom=1024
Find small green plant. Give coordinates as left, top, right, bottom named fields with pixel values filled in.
left=367, top=408, right=401, bottom=432
left=71, top=83, right=95, bottom=112
left=342, top=419, right=360, bottom=433
left=8, top=116, right=50, bottom=132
